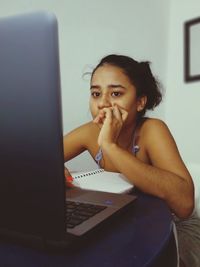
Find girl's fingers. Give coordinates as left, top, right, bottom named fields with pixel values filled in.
left=93, top=110, right=106, bottom=124
left=64, top=167, right=70, bottom=177
left=93, top=108, right=112, bottom=124
left=102, top=107, right=113, bottom=122
left=64, top=169, right=75, bottom=188
left=66, top=176, right=74, bottom=187
left=93, top=106, right=128, bottom=125
left=113, top=105, right=122, bottom=122
left=93, top=115, right=101, bottom=123
left=115, top=105, right=128, bottom=122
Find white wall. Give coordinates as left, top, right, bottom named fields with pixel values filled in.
left=166, top=0, right=200, bottom=164
left=0, top=0, right=170, bottom=170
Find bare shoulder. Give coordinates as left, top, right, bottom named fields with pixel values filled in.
left=140, top=118, right=190, bottom=177
left=141, top=118, right=169, bottom=132
left=139, top=119, right=193, bottom=217
left=140, top=118, right=172, bottom=143
left=141, top=119, right=183, bottom=170
left=140, top=117, right=175, bottom=146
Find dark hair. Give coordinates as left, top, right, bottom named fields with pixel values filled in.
left=91, top=54, right=162, bottom=117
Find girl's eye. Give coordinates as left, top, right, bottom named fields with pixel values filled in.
left=91, top=91, right=101, bottom=98
left=111, top=92, right=122, bottom=97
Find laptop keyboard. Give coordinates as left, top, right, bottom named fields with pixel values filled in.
left=66, top=201, right=107, bottom=229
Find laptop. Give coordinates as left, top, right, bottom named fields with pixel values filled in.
left=0, top=11, right=136, bottom=248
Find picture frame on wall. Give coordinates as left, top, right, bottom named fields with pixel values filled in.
left=184, top=17, right=200, bottom=82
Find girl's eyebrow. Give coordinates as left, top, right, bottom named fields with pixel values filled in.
left=90, top=84, right=126, bottom=90
left=90, top=85, right=100, bottom=90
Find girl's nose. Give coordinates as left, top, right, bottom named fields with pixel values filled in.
left=97, top=95, right=112, bottom=109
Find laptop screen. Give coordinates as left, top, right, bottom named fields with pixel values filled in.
left=0, top=11, right=67, bottom=241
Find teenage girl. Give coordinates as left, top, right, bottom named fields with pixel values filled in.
left=64, top=54, right=199, bottom=267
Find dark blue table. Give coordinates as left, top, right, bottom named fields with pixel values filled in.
left=0, top=193, right=177, bottom=267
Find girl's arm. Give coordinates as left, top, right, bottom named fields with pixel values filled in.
left=63, top=122, right=93, bottom=162
left=98, top=111, right=194, bottom=218
left=63, top=122, right=96, bottom=186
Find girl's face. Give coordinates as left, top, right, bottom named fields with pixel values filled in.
left=89, top=64, right=145, bottom=127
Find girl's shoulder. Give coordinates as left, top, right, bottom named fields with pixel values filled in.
left=139, top=117, right=171, bottom=144
left=140, top=117, right=168, bottom=132
left=139, top=117, right=177, bottom=155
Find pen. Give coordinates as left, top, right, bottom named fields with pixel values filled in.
left=66, top=176, right=74, bottom=187
left=66, top=176, right=73, bottom=182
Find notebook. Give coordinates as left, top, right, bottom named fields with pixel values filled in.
left=0, top=11, right=137, bottom=247
left=70, top=169, right=134, bottom=194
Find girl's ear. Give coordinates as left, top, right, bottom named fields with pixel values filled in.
left=136, top=95, right=147, bottom=112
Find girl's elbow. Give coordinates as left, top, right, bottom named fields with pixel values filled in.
left=177, top=197, right=194, bottom=219
left=178, top=181, right=195, bottom=219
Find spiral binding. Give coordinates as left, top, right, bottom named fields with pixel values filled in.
left=74, top=169, right=104, bottom=179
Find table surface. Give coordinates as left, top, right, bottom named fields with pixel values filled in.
left=0, top=192, right=176, bottom=267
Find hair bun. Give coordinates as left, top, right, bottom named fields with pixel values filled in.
left=139, top=61, right=151, bottom=75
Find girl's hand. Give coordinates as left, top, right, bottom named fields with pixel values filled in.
left=93, top=104, right=128, bottom=147
left=64, top=167, right=74, bottom=188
